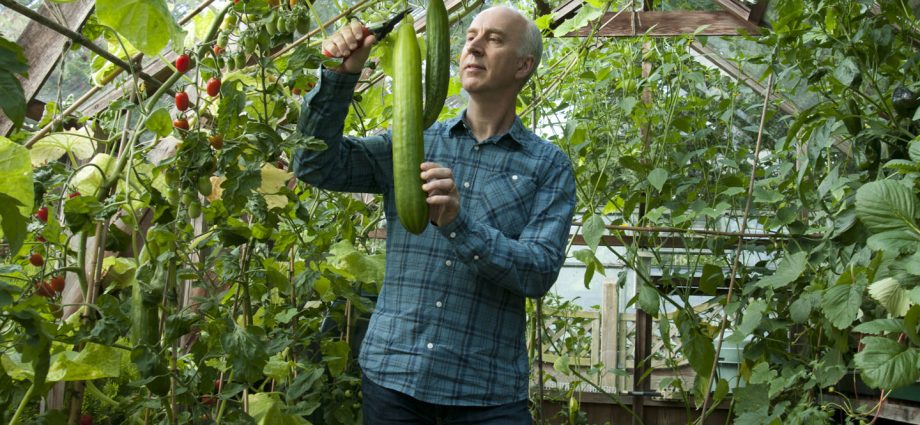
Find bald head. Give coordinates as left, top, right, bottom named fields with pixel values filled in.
left=472, top=6, right=543, bottom=85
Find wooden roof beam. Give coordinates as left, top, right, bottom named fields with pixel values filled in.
left=713, top=0, right=770, bottom=25
left=560, top=11, right=760, bottom=38
left=0, top=0, right=94, bottom=135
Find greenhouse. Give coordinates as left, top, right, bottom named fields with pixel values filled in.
left=1, top=0, right=919, bottom=423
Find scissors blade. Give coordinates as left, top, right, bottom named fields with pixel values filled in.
left=369, top=8, right=412, bottom=41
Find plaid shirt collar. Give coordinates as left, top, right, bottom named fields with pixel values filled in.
left=444, top=110, right=529, bottom=149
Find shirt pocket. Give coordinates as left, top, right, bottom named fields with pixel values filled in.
left=479, top=173, right=537, bottom=238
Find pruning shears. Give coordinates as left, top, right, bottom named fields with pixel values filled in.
left=322, top=8, right=413, bottom=58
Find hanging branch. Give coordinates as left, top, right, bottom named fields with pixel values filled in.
left=696, top=73, right=775, bottom=423
left=0, top=0, right=166, bottom=91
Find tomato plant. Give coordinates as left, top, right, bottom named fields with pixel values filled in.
left=2, top=0, right=919, bottom=424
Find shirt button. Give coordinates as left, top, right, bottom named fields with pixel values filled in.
left=474, top=146, right=480, bottom=151
left=445, top=260, right=453, bottom=267
left=512, top=175, right=519, bottom=181
left=463, top=181, right=470, bottom=188
left=449, top=232, right=456, bottom=239
left=473, top=255, right=480, bottom=260
left=436, top=301, right=443, bottom=308
left=427, top=342, right=434, bottom=350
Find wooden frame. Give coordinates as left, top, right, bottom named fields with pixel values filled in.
left=561, top=11, right=761, bottom=38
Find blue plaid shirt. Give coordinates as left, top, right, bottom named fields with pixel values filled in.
left=295, top=69, right=576, bottom=406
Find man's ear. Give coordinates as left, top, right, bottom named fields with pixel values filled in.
left=515, top=55, right=535, bottom=81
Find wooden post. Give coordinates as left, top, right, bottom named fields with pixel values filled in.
left=600, top=280, right=619, bottom=391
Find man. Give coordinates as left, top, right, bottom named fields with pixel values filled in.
left=295, top=5, right=576, bottom=424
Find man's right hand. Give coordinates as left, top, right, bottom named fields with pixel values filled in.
left=322, top=19, right=376, bottom=75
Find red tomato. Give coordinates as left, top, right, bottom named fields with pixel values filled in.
left=35, top=281, right=54, bottom=297
left=176, top=54, right=190, bottom=73
left=174, top=118, right=190, bottom=131
left=176, top=91, right=190, bottom=111
left=50, top=275, right=65, bottom=293
left=208, top=134, right=224, bottom=150
left=35, top=207, right=48, bottom=222
left=29, top=253, right=44, bottom=267
left=207, top=78, right=222, bottom=97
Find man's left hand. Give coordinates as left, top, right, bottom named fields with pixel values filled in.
left=420, top=162, right=459, bottom=227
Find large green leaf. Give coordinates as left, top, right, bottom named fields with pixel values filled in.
left=855, top=180, right=919, bottom=234
left=0, top=137, right=33, bottom=247
left=95, top=0, right=186, bottom=56
left=868, top=277, right=912, bottom=317
left=822, top=280, right=865, bottom=329
left=248, top=392, right=309, bottom=425
left=854, top=336, right=920, bottom=389
left=327, top=240, right=385, bottom=284
left=754, top=251, right=808, bottom=290
left=46, top=343, right=124, bottom=382
left=0, top=72, right=25, bottom=130
left=637, top=283, right=660, bottom=316
left=647, top=168, right=668, bottom=192
left=0, top=36, right=29, bottom=75
left=726, top=299, right=767, bottom=344
left=867, top=230, right=920, bottom=254
left=144, top=108, right=173, bottom=138
left=30, top=130, right=97, bottom=166
left=220, top=323, right=269, bottom=384
left=0, top=194, right=26, bottom=256
left=72, top=153, right=116, bottom=197
left=699, top=264, right=723, bottom=296
left=582, top=213, right=605, bottom=252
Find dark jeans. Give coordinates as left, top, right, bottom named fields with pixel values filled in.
left=362, top=375, right=532, bottom=425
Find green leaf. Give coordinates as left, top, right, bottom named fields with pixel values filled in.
left=822, top=280, right=865, bottom=329
left=854, top=336, right=920, bottom=389
left=903, top=305, right=920, bottom=346
left=713, top=378, right=729, bottom=406
left=699, top=264, right=723, bottom=296
left=833, top=57, right=859, bottom=86
left=815, top=349, right=847, bottom=387
left=789, top=293, right=817, bottom=323
left=909, top=140, right=920, bottom=163
left=144, top=107, right=173, bottom=138
left=96, top=0, right=187, bottom=56
left=755, top=251, right=808, bottom=290
left=71, top=154, right=116, bottom=197
left=320, top=340, right=349, bottom=378
left=637, top=283, right=660, bottom=316
left=0, top=72, right=25, bottom=130
left=0, top=137, right=33, bottom=245
left=0, top=194, right=26, bottom=255
left=0, top=36, right=29, bottom=75
left=582, top=213, right=605, bottom=252
left=220, top=323, right=269, bottom=384
left=553, top=354, right=571, bottom=374
left=677, top=311, right=716, bottom=376
left=327, top=240, right=385, bottom=284
left=46, top=343, right=124, bottom=382
left=868, top=277, right=912, bottom=317
left=30, top=130, right=97, bottom=166
left=248, top=392, right=309, bottom=425
left=648, top=168, right=668, bottom=192
left=867, top=230, right=920, bottom=254
left=853, top=318, right=904, bottom=334
left=911, top=287, right=920, bottom=305
left=726, top=299, right=766, bottom=344
left=855, top=180, right=919, bottom=234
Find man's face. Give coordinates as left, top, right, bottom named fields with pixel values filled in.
left=459, top=7, right=530, bottom=96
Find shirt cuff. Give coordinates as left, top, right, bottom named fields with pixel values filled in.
left=435, top=211, right=470, bottom=249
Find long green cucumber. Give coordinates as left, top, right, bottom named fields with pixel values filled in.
left=393, top=16, right=429, bottom=234
left=422, top=0, right=449, bottom=129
